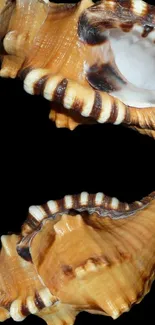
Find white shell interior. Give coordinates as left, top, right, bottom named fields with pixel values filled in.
left=109, top=25, right=155, bottom=107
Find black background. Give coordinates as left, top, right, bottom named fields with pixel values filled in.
left=0, top=0, right=155, bottom=324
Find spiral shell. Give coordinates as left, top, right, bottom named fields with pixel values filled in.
left=0, top=0, right=154, bottom=137
left=0, top=191, right=154, bottom=324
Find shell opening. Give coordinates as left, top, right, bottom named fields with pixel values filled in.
left=109, top=26, right=155, bottom=107
left=85, top=24, right=155, bottom=109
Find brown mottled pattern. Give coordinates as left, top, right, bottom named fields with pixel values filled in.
left=72, top=194, right=82, bottom=210
left=90, top=92, right=102, bottom=120
left=34, top=291, right=45, bottom=310
left=118, top=202, right=127, bottom=211
left=141, top=192, right=155, bottom=204
left=21, top=304, right=30, bottom=317
left=123, top=106, right=131, bottom=124
left=144, top=4, right=155, bottom=24
left=62, top=265, right=73, bottom=276
left=120, top=22, right=133, bottom=32
left=42, top=203, right=53, bottom=217
left=116, top=0, right=131, bottom=9
left=142, top=25, right=154, bottom=37
left=18, top=67, right=32, bottom=80
left=100, top=21, right=115, bottom=29
left=115, top=1, right=135, bottom=19
left=107, top=101, right=118, bottom=123
left=79, top=255, right=111, bottom=269
left=88, top=194, right=96, bottom=207
left=87, top=63, right=126, bottom=92
left=26, top=214, right=40, bottom=230
left=78, top=13, right=108, bottom=45
left=34, top=75, right=48, bottom=95
left=72, top=98, right=83, bottom=113
left=58, top=198, right=65, bottom=211
left=16, top=245, right=32, bottom=263
left=128, top=202, right=142, bottom=210
left=53, top=78, right=68, bottom=103
left=102, top=196, right=111, bottom=209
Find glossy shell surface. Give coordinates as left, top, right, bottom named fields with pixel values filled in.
left=0, top=192, right=154, bottom=324
left=0, top=0, right=155, bottom=137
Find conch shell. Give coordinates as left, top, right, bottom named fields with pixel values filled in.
left=0, top=0, right=155, bottom=137
left=0, top=191, right=155, bottom=324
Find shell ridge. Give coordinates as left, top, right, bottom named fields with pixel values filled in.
left=21, top=191, right=154, bottom=238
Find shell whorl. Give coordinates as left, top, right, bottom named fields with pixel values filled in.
left=22, top=68, right=155, bottom=134
left=0, top=0, right=154, bottom=135
left=23, top=69, right=129, bottom=126
left=0, top=192, right=155, bottom=323
left=16, top=191, right=155, bottom=320
left=21, top=191, right=155, bottom=237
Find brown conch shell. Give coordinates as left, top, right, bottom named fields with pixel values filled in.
left=0, top=0, right=155, bottom=137
left=0, top=191, right=155, bottom=324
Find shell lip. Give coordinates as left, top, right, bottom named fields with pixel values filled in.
left=16, top=191, right=155, bottom=258
left=77, top=2, right=155, bottom=138
left=78, top=12, right=108, bottom=45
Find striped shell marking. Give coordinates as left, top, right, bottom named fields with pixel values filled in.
left=17, top=192, right=155, bottom=320
left=0, top=192, right=154, bottom=324
left=0, top=235, right=57, bottom=322
left=21, top=191, right=151, bottom=237
left=0, top=0, right=154, bottom=136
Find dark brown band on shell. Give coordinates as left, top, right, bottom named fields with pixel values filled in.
left=120, top=22, right=133, bottom=32
left=34, top=75, right=49, bottom=96
left=21, top=304, right=30, bottom=317
left=18, top=67, right=33, bottom=81
left=16, top=191, right=155, bottom=265
left=16, top=245, right=32, bottom=262
left=145, top=5, right=155, bottom=25
left=78, top=0, right=155, bottom=46
left=116, top=0, right=131, bottom=10
left=72, top=98, right=83, bottom=113
left=61, top=265, right=73, bottom=277
left=53, top=78, right=68, bottom=103
left=26, top=215, right=40, bottom=231
left=90, top=91, right=102, bottom=119
left=20, top=192, right=155, bottom=241
left=86, top=63, right=126, bottom=92
left=34, top=291, right=45, bottom=310
left=78, top=13, right=108, bottom=45
left=106, top=101, right=118, bottom=123
left=142, top=25, right=154, bottom=37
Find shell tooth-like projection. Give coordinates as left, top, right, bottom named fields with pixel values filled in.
left=0, top=0, right=155, bottom=136
left=0, top=233, right=58, bottom=322
left=49, top=102, right=95, bottom=130
left=0, top=191, right=154, bottom=324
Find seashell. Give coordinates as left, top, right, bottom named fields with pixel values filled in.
left=0, top=191, right=155, bottom=324
left=0, top=0, right=155, bottom=137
